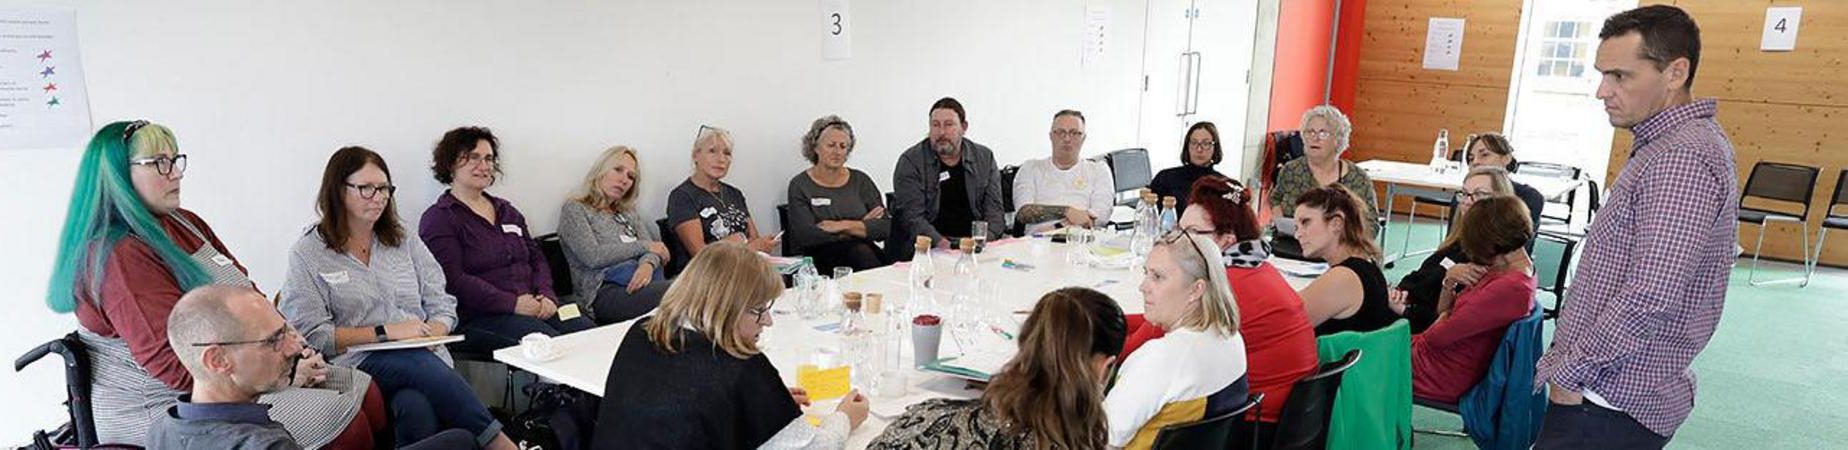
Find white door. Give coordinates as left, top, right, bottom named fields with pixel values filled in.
left=1137, top=0, right=1260, bottom=179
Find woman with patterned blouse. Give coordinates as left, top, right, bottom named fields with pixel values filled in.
left=868, top=287, right=1126, bottom=449
left=1269, top=105, right=1378, bottom=226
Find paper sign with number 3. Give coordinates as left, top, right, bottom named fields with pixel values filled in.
left=819, top=0, right=851, bottom=60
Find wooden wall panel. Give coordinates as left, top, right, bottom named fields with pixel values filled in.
left=1604, top=1, right=1848, bottom=266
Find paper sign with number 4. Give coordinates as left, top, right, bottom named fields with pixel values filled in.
left=1760, top=7, right=1801, bottom=52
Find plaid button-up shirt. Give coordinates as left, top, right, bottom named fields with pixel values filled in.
left=1534, top=98, right=1737, bottom=436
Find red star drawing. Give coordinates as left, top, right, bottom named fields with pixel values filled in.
left=37, top=50, right=53, bottom=62
left=44, top=83, right=59, bottom=93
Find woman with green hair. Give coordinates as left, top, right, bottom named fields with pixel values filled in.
left=47, top=120, right=384, bottom=448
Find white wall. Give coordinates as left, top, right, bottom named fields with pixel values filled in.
left=0, top=0, right=1154, bottom=439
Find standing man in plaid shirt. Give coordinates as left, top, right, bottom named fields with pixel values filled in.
left=1534, top=5, right=1737, bottom=449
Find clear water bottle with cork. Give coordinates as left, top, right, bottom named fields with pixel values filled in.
left=1160, top=196, right=1179, bottom=234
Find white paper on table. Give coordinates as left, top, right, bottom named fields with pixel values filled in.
left=1270, top=257, right=1330, bottom=278
left=1422, top=17, right=1465, bottom=71
left=343, top=335, right=465, bottom=353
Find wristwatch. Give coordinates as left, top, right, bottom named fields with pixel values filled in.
left=374, top=325, right=389, bottom=343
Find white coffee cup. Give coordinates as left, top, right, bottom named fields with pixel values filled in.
left=521, top=333, right=557, bottom=360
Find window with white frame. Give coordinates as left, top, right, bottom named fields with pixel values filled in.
left=1535, top=21, right=1591, bottom=78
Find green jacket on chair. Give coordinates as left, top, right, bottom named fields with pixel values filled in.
left=1316, top=319, right=1412, bottom=450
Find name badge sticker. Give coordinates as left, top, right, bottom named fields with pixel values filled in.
left=938, top=171, right=952, bottom=182
left=619, top=234, right=638, bottom=243
left=210, top=255, right=234, bottom=266
left=320, top=271, right=349, bottom=284
left=1438, top=257, right=1457, bottom=270
left=502, top=224, right=523, bottom=236
left=811, top=198, right=832, bottom=207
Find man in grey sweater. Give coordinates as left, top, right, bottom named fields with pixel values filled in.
left=891, top=97, right=1006, bottom=260
left=149, top=286, right=471, bottom=449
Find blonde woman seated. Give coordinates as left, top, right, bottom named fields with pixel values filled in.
left=1106, top=231, right=1249, bottom=450
left=560, top=145, right=672, bottom=324
left=592, top=242, right=869, bottom=449
left=868, top=287, right=1128, bottom=449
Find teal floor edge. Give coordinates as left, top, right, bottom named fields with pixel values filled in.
left=1380, top=220, right=1848, bottom=449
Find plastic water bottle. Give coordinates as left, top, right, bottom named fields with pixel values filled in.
left=1429, top=129, right=1450, bottom=173
left=796, top=257, right=821, bottom=320
left=1160, top=196, right=1179, bottom=234
left=1130, top=192, right=1158, bottom=261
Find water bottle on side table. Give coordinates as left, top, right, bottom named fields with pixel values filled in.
left=1430, top=128, right=1451, bottom=173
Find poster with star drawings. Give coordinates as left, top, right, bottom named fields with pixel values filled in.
left=1, top=8, right=91, bottom=150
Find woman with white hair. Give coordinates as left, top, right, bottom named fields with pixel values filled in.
left=668, top=125, right=779, bottom=257
left=1269, top=105, right=1378, bottom=226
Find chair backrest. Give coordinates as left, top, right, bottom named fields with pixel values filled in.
left=1152, top=393, right=1264, bottom=450
left=1270, top=349, right=1363, bottom=450
left=15, top=332, right=100, bottom=448
left=1830, top=169, right=1848, bottom=215
left=1513, top=161, right=1582, bottom=180
left=1106, top=148, right=1152, bottom=194
left=775, top=204, right=797, bottom=257
left=1531, top=231, right=1580, bottom=305
left=656, top=218, right=690, bottom=277
left=1740, top=161, right=1821, bottom=216
left=535, top=233, right=574, bottom=298
left=999, top=164, right=1021, bottom=213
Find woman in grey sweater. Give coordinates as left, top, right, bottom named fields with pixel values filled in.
left=786, top=115, right=890, bottom=273
left=559, top=145, right=672, bottom=324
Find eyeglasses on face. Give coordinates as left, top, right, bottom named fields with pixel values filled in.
left=1302, top=129, right=1333, bottom=141
left=130, top=154, right=188, bottom=177
left=458, top=152, right=499, bottom=167
left=346, top=183, right=397, bottom=199
left=188, top=323, right=296, bottom=352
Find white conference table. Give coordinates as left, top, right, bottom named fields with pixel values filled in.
left=496, top=235, right=1316, bottom=448
left=1358, top=159, right=1583, bottom=264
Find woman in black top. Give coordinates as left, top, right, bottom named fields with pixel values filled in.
left=593, top=243, right=869, bottom=449
left=1148, top=122, right=1228, bottom=206
left=1289, top=185, right=1399, bottom=335
left=786, top=115, right=890, bottom=273
left=1392, top=167, right=1527, bottom=333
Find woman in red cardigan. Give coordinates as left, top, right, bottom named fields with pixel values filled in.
left=1120, top=176, right=1318, bottom=431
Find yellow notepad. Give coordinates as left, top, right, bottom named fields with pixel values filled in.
left=796, top=364, right=852, bottom=401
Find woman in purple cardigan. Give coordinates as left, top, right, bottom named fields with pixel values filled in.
left=419, top=126, right=593, bottom=352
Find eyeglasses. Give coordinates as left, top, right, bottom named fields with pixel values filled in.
left=130, top=154, right=188, bottom=177
left=1188, top=139, right=1217, bottom=148
left=1455, top=190, right=1498, bottom=202
left=458, top=152, right=498, bottom=167
left=1302, top=129, right=1333, bottom=141
left=346, top=183, right=396, bottom=199
left=189, top=324, right=296, bottom=352
left=122, top=120, right=150, bottom=145
left=1159, top=230, right=1211, bottom=262
left=746, top=299, right=776, bottom=324
left=1051, top=129, right=1085, bottom=139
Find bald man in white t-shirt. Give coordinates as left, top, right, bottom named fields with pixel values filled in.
left=1013, top=110, right=1116, bottom=234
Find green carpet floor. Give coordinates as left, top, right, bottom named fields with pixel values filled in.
left=1380, top=220, right=1848, bottom=449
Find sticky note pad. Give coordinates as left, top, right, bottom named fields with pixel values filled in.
left=796, top=364, right=852, bottom=401
left=556, top=303, right=582, bottom=321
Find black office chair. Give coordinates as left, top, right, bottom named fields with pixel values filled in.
left=1269, top=349, right=1363, bottom=450
left=1812, top=169, right=1848, bottom=283
left=1533, top=230, right=1581, bottom=320
left=1737, top=161, right=1821, bottom=286
left=1104, top=148, right=1152, bottom=206
left=656, top=218, right=691, bottom=278
left=775, top=204, right=798, bottom=257
left=1152, top=394, right=1264, bottom=450
left=534, top=233, right=575, bottom=299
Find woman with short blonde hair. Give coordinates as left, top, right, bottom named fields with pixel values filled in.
left=558, top=145, right=672, bottom=323
left=594, top=243, right=869, bottom=449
